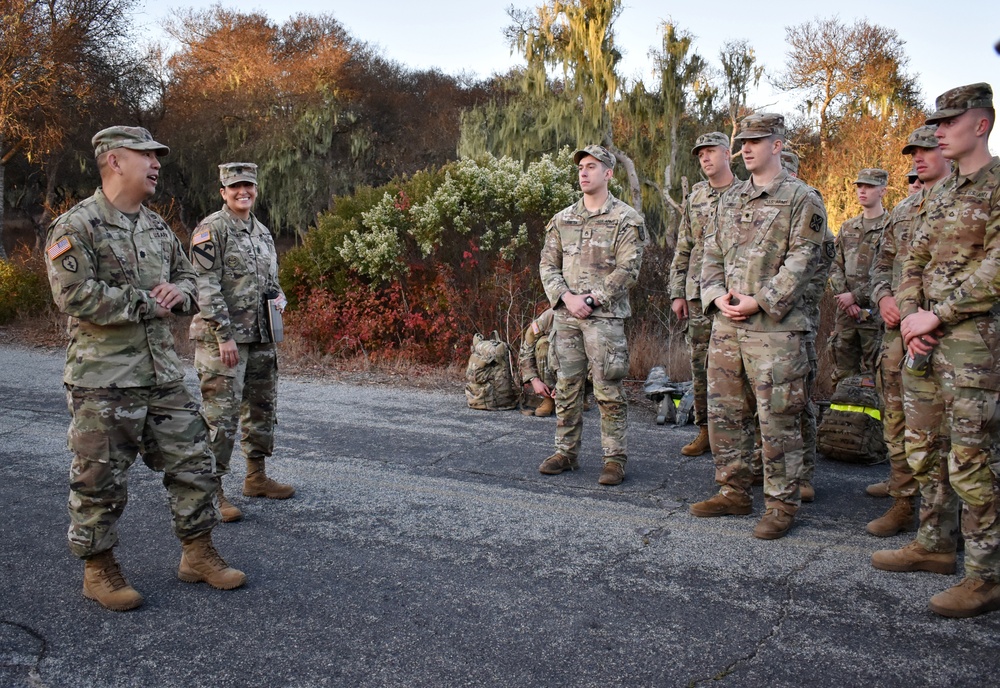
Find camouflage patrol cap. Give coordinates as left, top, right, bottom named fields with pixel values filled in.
left=855, top=168, right=889, bottom=186
left=925, top=82, right=994, bottom=124
left=691, top=131, right=730, bottom=155
left=219, top=162, right=258, bottom=187
left=573, top=145, right=616, bottom=169
left=781, top=151, right=800, bottom=174
left=901, top=125, right=940, bottom=154
left=734, top=113, right=785, bottom=140
left=92, top=126, right=169, bottom=158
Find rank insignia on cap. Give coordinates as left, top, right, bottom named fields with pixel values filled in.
left=47, top=237, right=71, bottom=260
left=192, top=228, right=211, bottom=245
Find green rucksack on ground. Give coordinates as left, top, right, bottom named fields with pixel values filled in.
left=817, top=374, right=887, bottom=464
left=465, top=332, right=518, bottom=411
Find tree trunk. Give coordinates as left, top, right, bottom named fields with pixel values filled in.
left=607, top=144, right=642, bottom=213
left=0, top=158, right=7, bottom=260
left=35, top=153, right=63, bottom=251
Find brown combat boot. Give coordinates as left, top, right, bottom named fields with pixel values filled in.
left=243, top=459, right=295, bottom=499
left=681, top=426, right=711, bottom=456
left=866, top=481, right=890, bottom=498
left=866, top=497, right=915, bottom=537
left=929, top=578, right=1000, bottom=618
left=800, top=481, right=815, bottom=503
left=753, top=508, right=795, bottom=540
left=178, top=533, right=247, bottom=590
left=598, top=461, right=625, bottom=486
left=534, top=397, right=555, bottom=417
left=871, top=540, right=956, bottom=574
left=217, top=487, right=243, bottom=523
left=83, top=550, right=143, bottom=611
left=538, top=453, right=579, bottom=475
left=690, top=492, right=752, bottom=517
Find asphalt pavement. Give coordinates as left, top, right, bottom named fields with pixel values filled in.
left=1, top=343, right=999, bottom=687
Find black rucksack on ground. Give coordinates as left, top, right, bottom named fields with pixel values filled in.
left=465, top=332, right=518, bottom=411
left=817, top=374, right=887, bottom=464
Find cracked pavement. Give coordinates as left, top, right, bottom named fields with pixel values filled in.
left=1, top=343, right=999, bottom=687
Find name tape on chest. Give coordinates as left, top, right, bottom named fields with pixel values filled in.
left=47, top=237, right=72, bottom=260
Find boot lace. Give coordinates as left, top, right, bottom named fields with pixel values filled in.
left=99, top=562, right=130, bottom=591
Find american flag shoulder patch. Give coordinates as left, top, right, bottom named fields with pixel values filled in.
left=531, top=322, right=540, bottom=335
left=192, top=228, right=211, bottom=245
left=47, top=237, right=72, bottom=260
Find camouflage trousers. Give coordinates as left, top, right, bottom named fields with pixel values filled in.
left=902, top=316, right=1000, bottom=580
left=552, top=311, right=629, bottom=464
left=685, top=299, right=711, bottom=427
left=708, top=319, right=809, bottom=512
left=750, top=336, right=817, bottom=481
left=196, top=340, right=278, bottom=475
left=65, top=382, right=219, bottom=559
left=829, top=311, right=882, bottom=386
left=877, top=327, right=917, bottom=498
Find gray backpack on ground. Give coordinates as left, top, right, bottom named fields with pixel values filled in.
left=817, top=374, right=887, bottom=464
left=465, top=332, right=518, bottom=411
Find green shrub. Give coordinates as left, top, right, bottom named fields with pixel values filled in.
left=0, top=256, right=52, bottom=324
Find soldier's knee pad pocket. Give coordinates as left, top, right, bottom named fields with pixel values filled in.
left=770, top=355, right=811, bottom=415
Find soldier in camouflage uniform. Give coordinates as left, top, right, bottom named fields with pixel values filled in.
left=537, top=145, right=645, bottom=486
left=190, top=162, right=293, bottom=523
left=669, top=132, right=737, bottom=457
left=872, top=83, right=1000, bottom=618
left=690, top=113, right=833, bottom=540
left=45, top=127, right=246, bottom=611
left=864, top=126, right=950, bottom=537
left=827, top=168, right=890, bottom=386
left=518, top=307, right=557, bottom=417
left=906, top=167, right=923, bottom=196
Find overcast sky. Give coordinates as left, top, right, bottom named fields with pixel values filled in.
left=138, top=1, right=1000, bottom=151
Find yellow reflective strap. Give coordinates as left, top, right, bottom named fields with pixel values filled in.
left=830, top=403, right=881, bottom=421
left=674, top=398, right=681, bottom=407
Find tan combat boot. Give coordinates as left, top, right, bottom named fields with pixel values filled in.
left=871, top=540, right=956, bottom=574
left=243, top=458, right=295, bottom=499
left=217, top=487, right=243, bottom=523
left=681, top=426, right=711, bottom=456
left=753, top=508, right=795, bottom=540
left=800, top=481, right=815, bottom=503
left=690, top=492, right=752, bottom=517
left=534, top=397, right=555, bottom=417
left=538, top=453, right=579, bottom=475
left=83, top=550, right=143, bottom=611
left=866, top=497, right=915, bottom=537
left=929, top=578, right=1000, bottom=618
left=178, top=533, right=247, bottom=590
left=866, top=481, right=890, bottom=498
left=598, top=461, right=625, bottom=486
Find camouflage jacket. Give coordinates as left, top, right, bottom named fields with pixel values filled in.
left=668, top=179, right=736, bottom=302
left=870, top=193, right=925, bottom=310
left=539, top=194, right=645, bottom=319
left=188, top=206, right=284, bottom=344
left=701, top=168, right=832, bottom=332
left=45, top=188, right=198, bottom=388
left=517, top=308, right=555, bottom=382
left=828, top=211, right=889, bottom=313
left=898, top=156, right=1000, bottom=325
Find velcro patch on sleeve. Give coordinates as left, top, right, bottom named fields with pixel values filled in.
left=47, top=237, right=72, bottom=260
left=192, top=228, right=212, bottom=245
left=531, top=321, right=540, bottom=335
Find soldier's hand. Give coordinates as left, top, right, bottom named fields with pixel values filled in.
left=219, top=339, right=239, bottom=368
left=879, top=295, right=901, bottom=328
left=845, top=303, right=862, bottom=319
left=901, top=308, right=942, bottom=346
left=150, top=282, right=184, bottom=312
left=153, top=304, right=171, bottom=318
left=717, top=290, right=759, bottom=321
left=671, top=298, right=689, bottom=321
left=530, top=378, right=553, bottom=397
left=835, top=292, right=857, bottom=311
left=563, top=292, right=594, bottom=319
